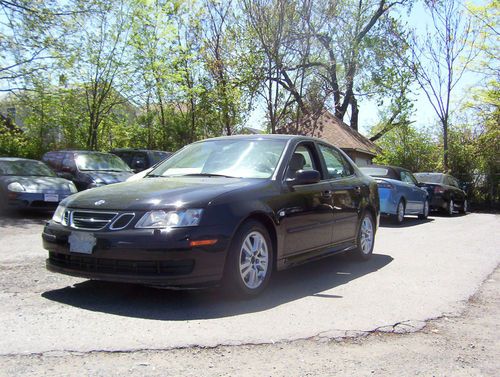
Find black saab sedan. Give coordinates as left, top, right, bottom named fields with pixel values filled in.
left=43, top=135, right=380, bottom=296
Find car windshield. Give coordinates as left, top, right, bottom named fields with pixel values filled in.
left=360, top=167, right=389, bottom=177
left=149, top=139, right=287, bottom=179
left=151, top=151, right=171, bottom=164
left=75, top=153, right=132, bottom=172
left=0, top=160, right=56, bottom=177
left=414, top=173, right=443, bottom=184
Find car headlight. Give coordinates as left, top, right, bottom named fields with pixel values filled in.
left=7, top=182, right=25, bottom=192
left=52, top=204, right=67, bottom=224
left=68, top=182, right=78, bottom=193
left=136, top=209, right=203, bottom=228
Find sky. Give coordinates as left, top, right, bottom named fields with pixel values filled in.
left=246, top=0, right=490, bottom=136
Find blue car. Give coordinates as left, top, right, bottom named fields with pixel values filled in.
left=360, top=165, right=429, bottom=224
left=0, top=158, right=77, bottom=211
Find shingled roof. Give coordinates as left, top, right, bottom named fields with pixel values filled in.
left=278, top=110, right=381, bottom=156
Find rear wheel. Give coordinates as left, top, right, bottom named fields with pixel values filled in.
left=352, top=212, right=375, bottom=260
left=223, top=220, right=273, bottom=297
left=393, top=200, right=405, bottom=224
left=446, top=199, right=454, bottom=216
left=418, top=200, right=429, bottom=220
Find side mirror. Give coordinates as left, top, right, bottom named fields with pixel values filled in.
left=288, top=169, right=321, bottom=186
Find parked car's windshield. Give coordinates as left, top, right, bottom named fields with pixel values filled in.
left=75, top=153, right=132, bottom=172
left=150, top=139, right=287, bottom=179
left=151, top=151, right=171, bottom=164
left=360, top=167, right=389, bottom=177
left=0, top=160, right=56, bottom=177
left=414, top=173, right=443, bottom=184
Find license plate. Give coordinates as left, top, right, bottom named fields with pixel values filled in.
left=68, top=232, right=96, bottom=254
left=44, top=194, right=59, bottom=202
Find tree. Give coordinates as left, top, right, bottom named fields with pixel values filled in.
left=66, top=0, right=136, bottom=150
left=307, top=0, right=409, bottom=130
left=373, top=123, right=439, bottom=172
left=405, top=0, right=479, bottom=170
left=242, top=0, right=312, bottom=132
left=0, top=0, right=90, bottom=92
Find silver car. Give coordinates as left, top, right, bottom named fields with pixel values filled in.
left=0, top=157, right=77, bottom=211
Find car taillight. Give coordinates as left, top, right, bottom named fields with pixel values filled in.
left=376, top=180, right=394, bottom=189
left=434, top=186, right=445, bottom=194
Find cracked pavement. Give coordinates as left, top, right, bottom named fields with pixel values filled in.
left=0, top=212, right=498, bottom=361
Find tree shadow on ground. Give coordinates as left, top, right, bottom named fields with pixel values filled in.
left=42, top=253, right=393, bottom=321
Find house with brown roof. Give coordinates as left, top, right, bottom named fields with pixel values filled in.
left=278, top=111, right=380, bottom=167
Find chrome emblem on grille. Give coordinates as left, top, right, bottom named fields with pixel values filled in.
left=94, top=200, right=106, bottom=206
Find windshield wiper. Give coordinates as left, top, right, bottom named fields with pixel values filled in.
left=182, top=173, right=237, bottom=178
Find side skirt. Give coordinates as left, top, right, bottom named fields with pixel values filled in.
left=277, top=240, right=356, bottom=270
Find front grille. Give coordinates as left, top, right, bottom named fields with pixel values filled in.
left=48, top=252, right=194, bottom=276
left=71, top=211, right=117, bottom=230
left=30, top=201, right=59, bottom=209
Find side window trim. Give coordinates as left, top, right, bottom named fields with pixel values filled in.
left=317, top=143, right=355, bottom=181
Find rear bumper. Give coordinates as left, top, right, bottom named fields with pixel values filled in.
left=429, top=195, right=446, bottom=210
left=42, top=221, right=231, bottom=287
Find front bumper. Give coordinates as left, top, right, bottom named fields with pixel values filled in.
left=43, top=221, right=231, bottom=287
left=5, top=192, right=71, bottom=210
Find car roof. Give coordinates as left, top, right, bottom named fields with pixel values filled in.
left=0, top=157, right=40, bottom=163
left=415, top=172, right=445, bottom=176
left=111, top=148, right=170, bottom=153
left=45, top=150, right=116, bottom=155
left=195, top=134, right=331, bottom=144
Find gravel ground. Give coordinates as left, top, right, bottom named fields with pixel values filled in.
left=0, top=211, right=498, bottom=376
left=1, top=266, right=498, bottom=377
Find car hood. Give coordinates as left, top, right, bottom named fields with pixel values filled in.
left=63, top=176, right=260, bottom=211
left=0, top=175, right=73, bottom=193
left=83, top=170, right=134, bottom=184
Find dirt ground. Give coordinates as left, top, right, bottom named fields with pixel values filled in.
left=1, top=266, right=498, bottom=377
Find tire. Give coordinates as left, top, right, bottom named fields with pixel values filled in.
left=392, top=199, right=405, bottom=224
left=223, top=220, right=273, bottom=297
left=418, top=200, right=429, bottom=220
left=352, top=212, right=375, bottom=260
left=459, top=199, right=468, bottom=214
left=446, top=199, right=454, bottom=216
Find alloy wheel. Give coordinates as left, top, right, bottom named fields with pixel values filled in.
left=448, top=199, right=454, bottom=215
left=360, top=216, right=374, bottom=255
left=239, top=231, right=269, bottom=290
left=397, top=201, right=405, bottom=223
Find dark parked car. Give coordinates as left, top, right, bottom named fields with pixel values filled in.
left=42, top=151, right=134, bottom=191
left=414, top=173, right=467, bottom=215
left=360, top=165, right=429, bottom=224
left=42, top=135, right=380, bottom=296
left=111, top=149, right=172, bottom=173
left=0, top=158, right=77, bottom=211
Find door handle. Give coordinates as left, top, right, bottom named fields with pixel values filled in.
left=321, top=190, right=333, bottom=198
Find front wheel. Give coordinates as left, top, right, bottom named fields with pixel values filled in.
left=223, top=220, right=273, bottom=297
left=352, top=212, right=375, bottom=260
